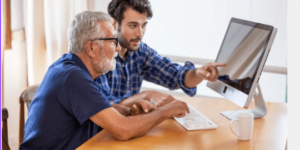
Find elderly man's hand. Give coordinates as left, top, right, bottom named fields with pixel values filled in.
left=196, top=62, right=227, bottom=82
left=129, top=99, right=156, bottom=116
left=159, top=100, right=190, bottom=118
left=143, top=91, right=175, bottom=108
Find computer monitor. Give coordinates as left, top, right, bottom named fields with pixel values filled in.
left=207, top=18, right=277, bottom=120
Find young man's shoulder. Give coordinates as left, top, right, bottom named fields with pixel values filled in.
left=135, top=42, right=158, bottom=56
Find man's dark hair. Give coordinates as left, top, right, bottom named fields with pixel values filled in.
left=108, top=0, right=153, bottom=25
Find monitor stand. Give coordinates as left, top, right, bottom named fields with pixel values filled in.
left=220, top=84, right=267, bottom=120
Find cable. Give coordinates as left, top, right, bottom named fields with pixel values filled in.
left=214, top=106, right=240, bottom=124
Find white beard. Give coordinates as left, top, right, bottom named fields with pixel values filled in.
left=95, top=52, right=118, bottom=74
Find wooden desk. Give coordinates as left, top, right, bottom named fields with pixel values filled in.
left=77, top=97, right=287, bottom=150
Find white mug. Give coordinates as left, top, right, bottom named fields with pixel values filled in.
left=230, top=112, right=254, bottom=140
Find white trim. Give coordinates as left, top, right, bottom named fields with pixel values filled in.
left=162, top=54, right=287, bottom=75
left=140, top=87, right=222, bottom=99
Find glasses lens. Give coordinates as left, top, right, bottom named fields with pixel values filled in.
left=115, top=39, right=118, bottom=47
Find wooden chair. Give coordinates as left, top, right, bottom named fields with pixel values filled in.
left=19, top=84, right=39, bottom=145
left=2, top=107, right=10, bottom=150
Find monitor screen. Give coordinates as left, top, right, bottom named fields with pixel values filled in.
left=207, top=18, right=276, bottom=117
left=216, top=21, right=271, bottom=94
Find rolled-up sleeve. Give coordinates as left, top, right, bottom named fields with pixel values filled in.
left=140, top=43, right=197, bottom=97
left=175, top=61, right=197, bottom=96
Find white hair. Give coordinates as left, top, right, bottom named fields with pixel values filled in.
left=67, top=11, right=113, bottom=54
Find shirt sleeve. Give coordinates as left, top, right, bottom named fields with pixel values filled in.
left=139, top=43, right=197, bottom=96
left=59, top=70, right=112, bottom=125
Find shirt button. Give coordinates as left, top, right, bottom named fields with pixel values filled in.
left=122, top=64, right=125, bottom=67
left=127, top=81, right=130, bottom=84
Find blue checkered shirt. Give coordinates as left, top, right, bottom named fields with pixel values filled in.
left=95, top=42, right=197, bottom=104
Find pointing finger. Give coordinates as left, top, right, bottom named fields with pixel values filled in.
left=210, top=63, right=227, bottom=67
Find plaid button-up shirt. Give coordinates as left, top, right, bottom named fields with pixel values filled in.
left=95, top=42, right=197, bottom=104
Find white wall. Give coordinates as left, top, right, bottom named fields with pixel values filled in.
left=144, top=0, right=287, bottom=67
left=96, top=0, right=287, bottom=103
left=287, top=0, right=300, bottom=149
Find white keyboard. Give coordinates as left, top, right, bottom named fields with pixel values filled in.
left=174, top=104, right=218, bottom=130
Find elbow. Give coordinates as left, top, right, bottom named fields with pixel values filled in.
left=114, top=134, right=130, bottom=141
left=111, top=128, right=132, bottom=141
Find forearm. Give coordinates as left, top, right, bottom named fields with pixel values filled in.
left=119, top=92, right=147, bottom=107
left=184, top=69, right=205, bottom=88
left=91, top=100, right=187, bottom=141
left=120, top=108, right=168, bottom=139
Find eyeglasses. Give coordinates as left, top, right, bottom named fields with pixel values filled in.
left=91, top=38, right=119, bottom=47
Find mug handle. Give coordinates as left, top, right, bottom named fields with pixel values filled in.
left=230, top=118, right=239, bottom=137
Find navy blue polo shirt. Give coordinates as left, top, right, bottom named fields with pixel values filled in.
left=19, top=53, right=112, bottom=150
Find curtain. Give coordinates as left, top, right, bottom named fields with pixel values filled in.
left=2, top=0, right=12, bottom=50
left=24, top=0, right=88, bottom=86
left=1, top=0, right=12, bottom=106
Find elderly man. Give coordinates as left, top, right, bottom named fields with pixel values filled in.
left=19, top=11, right=189, bottom=150
left=94, top=0, right=226, bottom=108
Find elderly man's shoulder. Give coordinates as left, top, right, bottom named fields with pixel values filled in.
left=47, top=53, right=91, bottom=84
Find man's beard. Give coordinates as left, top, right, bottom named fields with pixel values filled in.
left=95, top=51, right=117, bottom=74
left=118, top=31, right=142, bottom=51
left=99, top=58, right=116, bottom=74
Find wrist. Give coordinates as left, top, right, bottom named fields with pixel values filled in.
left=157, top=107, right=170, bottom=118
left=194, top=69, right=207, bottom=83
left=141, top=91, right=150, bottom=100
left=185, top=69, right=201, bottom=88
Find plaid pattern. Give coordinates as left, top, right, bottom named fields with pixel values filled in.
left=95, top=42, right=197, bottom=104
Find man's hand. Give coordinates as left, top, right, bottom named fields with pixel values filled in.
left=196, top=62, right=227, bottom=82
left=91, top=100, right=189, bottom=141
left=119, top=91, right=174, bottom=108
left=159, top=100, right=190, bottom=118
left=144, top=90, right=175, bottom=108
left=129, top=99, right=156, bottom=116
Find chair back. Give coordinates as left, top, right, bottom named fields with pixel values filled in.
left=19, top=84, right=39, bottom=145
left=2, top=108, right=10, bottom=150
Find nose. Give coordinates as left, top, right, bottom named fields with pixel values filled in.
left=115, top=42, right=121, bottom=52
left=136, top=26, right=144, bottom=37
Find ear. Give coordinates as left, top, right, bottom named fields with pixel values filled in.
left=84, top=41, right=96, bottom=57
left=113, top=18, right=117, bottom=30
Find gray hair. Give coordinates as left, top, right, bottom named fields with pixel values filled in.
left=67, top=11, right=113, bottom=54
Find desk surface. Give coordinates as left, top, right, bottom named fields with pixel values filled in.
left=77, top=96, right=287, bottom=150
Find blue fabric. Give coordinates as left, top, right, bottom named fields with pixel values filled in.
left=19, top=53, right=112, bottom=150
left=95, top=42, right=197, bottom=104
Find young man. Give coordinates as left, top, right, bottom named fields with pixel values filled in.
left=94, top=0, right=226, bottom=107
left=19, top=11, right=189, bottom=150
